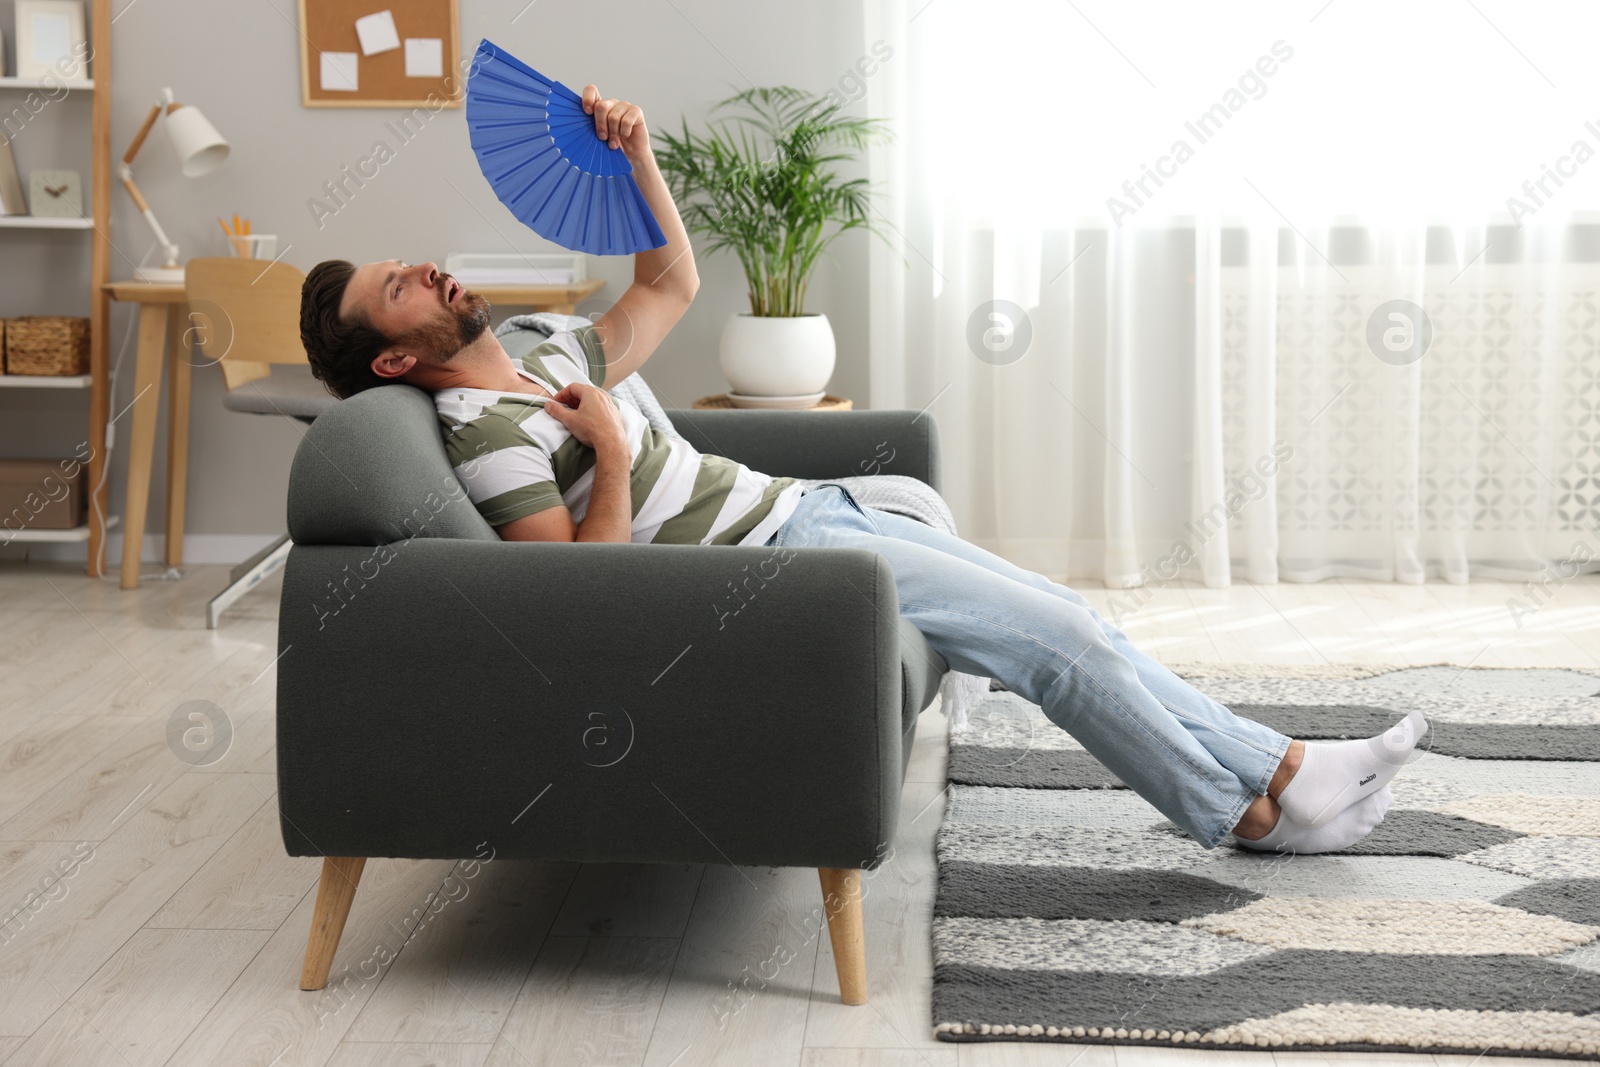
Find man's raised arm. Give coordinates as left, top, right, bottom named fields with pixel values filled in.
left=580, top=83, right=700, bottom=387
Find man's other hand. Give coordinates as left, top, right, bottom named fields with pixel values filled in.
left=545, top=383, right=629, bottom=454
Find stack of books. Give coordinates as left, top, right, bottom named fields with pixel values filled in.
left=443, top=253, right=586, bottom=286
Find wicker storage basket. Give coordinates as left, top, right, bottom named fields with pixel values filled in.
left=3, top=317, right=90, bottom=376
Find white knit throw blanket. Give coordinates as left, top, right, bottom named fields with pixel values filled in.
left=495, top=314, right=988, bottom=732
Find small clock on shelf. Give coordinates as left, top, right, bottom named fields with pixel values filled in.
left=29, top=170, right=84, bottom=218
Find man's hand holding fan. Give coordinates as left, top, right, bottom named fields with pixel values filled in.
left=578, top=83, right=651, bottom=163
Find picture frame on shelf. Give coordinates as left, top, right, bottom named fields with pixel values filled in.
left=14, top=1, right=90, bottom=82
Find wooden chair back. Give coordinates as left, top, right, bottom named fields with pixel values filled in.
left=183, top=257, right=309, bottom=392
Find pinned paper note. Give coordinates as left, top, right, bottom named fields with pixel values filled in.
left=404, top=37, right=443, bottom=78
left=320, top=51, right=359, bottom=92
left=354, top=10, right=400, bottom=56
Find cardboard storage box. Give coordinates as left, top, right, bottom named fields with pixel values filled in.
left=0, top=458, right=86, bottom=531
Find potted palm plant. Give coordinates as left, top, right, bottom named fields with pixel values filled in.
left=654, top=87, right=895, bottom=403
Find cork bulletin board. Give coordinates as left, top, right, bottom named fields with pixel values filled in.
left=298, top=0, right=463, bottom=108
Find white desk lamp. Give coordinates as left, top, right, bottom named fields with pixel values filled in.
left=119, top=87, right=230, bottom=283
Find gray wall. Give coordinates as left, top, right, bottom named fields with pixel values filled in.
left=1, top=0, right=877, bottom=562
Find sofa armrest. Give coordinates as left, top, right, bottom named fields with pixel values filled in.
left=276, top=537, right=907, bottom=871
left=664, top=408, right=941, bottom=492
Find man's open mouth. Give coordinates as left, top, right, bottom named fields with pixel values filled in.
left=445, top=278, right=461, bottom=304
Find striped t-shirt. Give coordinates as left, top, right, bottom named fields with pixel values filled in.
left=433, top=324, right=804, bottom=546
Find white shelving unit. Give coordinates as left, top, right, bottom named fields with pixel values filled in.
left=0, top=216, right=94, bottom=228
left=2, top=514, right=117, bottom=543
left=0, top=76, right=93, bottom=90
left=0, top=4, right=114, bottom=565
left=0, top=374, right=92, bottom=388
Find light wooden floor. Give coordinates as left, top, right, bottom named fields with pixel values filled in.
left=1, top=560, right=1595, bottom=1067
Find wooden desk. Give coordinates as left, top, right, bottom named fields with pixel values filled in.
left=104, top=276, right=607, bottom=590
left=104, top=282, right=189, bottom=591
left=478, top=278, right=604, bottom=315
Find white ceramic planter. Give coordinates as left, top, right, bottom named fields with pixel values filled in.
left=718, top=312, right=836, bottom=397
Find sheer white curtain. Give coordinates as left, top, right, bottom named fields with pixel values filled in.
left=864, top=0, right=1600, bottom=588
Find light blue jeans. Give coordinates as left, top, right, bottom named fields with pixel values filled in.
left=766, top=483, right=1291, bottom=848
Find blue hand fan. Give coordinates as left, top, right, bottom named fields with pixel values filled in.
left=466, top=39, right=667, bottom=257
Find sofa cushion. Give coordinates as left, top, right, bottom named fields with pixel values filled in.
left=287, top=383, right=500, bottom=547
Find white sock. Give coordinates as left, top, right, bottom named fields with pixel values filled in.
left=1233, top=785, right=1393, bottom=855
left=1274, top=709, right=1428, bottom=828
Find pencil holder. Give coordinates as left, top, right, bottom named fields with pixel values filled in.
left=225, top=234, right=277, bottom=260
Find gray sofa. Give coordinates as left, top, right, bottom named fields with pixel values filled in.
left=276, top=382, right=949, bottom=1005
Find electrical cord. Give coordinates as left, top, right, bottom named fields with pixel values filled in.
left=87, top=240, right=183, bottom=582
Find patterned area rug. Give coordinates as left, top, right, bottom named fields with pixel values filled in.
left=931, top=665, right=1600, bottom=1058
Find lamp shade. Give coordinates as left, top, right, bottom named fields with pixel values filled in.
left=164, top=103, right=229, bottom=178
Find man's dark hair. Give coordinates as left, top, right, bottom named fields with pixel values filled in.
left=299, top=259, right=394, bottom=400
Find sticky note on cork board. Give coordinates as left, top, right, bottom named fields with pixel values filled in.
left=354, top=10, right=401, bottom=55
left=404, top=37, right=442, bottom=77
left=320, top=51, right=359, bottom=91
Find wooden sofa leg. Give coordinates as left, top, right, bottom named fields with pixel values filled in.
left=300, top=856, right=367, bottom=991
left=818, top=867, right=867, bottom=1005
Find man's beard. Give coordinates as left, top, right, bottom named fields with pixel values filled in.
left=396, top=279, right=492, bottom=365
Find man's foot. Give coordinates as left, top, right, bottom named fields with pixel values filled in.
left=1233, top=786, right=1392, bottom=854
left=1228, top=793, right=1282, bottom=840
left=1273, top=710, right=1428, bottom=829
left=1266, top=740, right=1303, bottom=799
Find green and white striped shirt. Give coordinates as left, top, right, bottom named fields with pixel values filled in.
left=433, top=324, right=804, bottom=546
